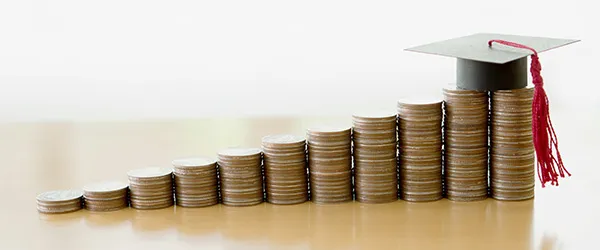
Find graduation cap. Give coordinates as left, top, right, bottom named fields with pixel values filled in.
left=405, top=33, right=580, bottom=187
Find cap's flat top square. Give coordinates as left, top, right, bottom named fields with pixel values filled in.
left=405, top=33, right=579, bottom=64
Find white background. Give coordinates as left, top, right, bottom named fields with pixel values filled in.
left=0, top=0, right=596, bottom=122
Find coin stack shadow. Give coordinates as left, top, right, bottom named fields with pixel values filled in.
left=307, top=126, right=353, bottom=203
left=490, top=87, right=535, bottom=201
left=397, top=99, right=444, bottom=202
left=83, top=181, right=129, bottom=211
left=217, top=148, right=264, bottom=206
left=261, top=134, right=309, bottom=205
left=127, top=167, right=174, bottom=210
left=36, top=190, right=84, bottom=214
left=172, top=157, right=219, bottom=207
left=352, top=112, right=399, bottom=203
left=443, top=86, right=489, bottom=201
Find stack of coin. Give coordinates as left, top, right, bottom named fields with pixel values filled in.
left=490, top=87, right=535, bottom=201
left=217, top=147, right=264, bottom=206
left=352, top=112, right=398, bottom=203
left=127, top=167, right=174, bottom=209
left=262, top=134, right=309, bottom=205
left=397, top=99, right=444, bottom=202
left=443, top=86, right=489, bottom=201
left=172, top=157, right=219, bottom=207
left=306, top=126, right=353, bottom=203
left=82, top=181, right=129, bottom=211
left=36, top=189, right=84, bottom=214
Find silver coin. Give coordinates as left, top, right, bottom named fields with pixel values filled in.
left=36, top=189, right=84, bottom=203
left=127, top=167, right=173, bottom=179
left=83, top=181, right=128, bottom=193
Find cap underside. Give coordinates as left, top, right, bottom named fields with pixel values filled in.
left=405, top=33, right=579, bottom=64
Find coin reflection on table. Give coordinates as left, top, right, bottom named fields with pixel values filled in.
left=264, top=204, right=310, bottom=246
left=37, top=210, right=84, bottom=224
left=174, top=205, right=222, bottom=236
left=131, top=207, right=176, bottom=233
left=445, top=200, right=493, bottom=249
left=400, top=200, right=450, bottom=249
left=82, top=209, right=130, bottom=227
left=354, top=202, right=406, bottom=248
left=308, top=202, right=356, bottom=249
left=488, top=199, right=534, bottom=249
left=221, top=203, right=268, bottom=242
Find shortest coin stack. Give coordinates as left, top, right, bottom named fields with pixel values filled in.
left=127, top=167, right=174, bottom=210
left=172, top=157, right=219, bottom=207
left=36, top=189, right=84, bottom=214
left=83, top=181, right=129, bottom=212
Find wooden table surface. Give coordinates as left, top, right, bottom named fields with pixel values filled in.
left=0, top=115, right=596, bottom=250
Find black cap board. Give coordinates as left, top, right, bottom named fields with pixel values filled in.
left=405, top=33, right=579, bottom=91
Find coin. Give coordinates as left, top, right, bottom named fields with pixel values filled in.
left=217, top=147, right=264, bottom=206
left=490, top=87, right=535, bottom=201
left=262, top=134, right=308, bottom=205
left=130, top=197, right=174, bottom=210
left=127, top=167, right=174, bottom=210
left=307, top=125, right=353, bottom=203
left=172, top=157, right=216, bottom=168
left=172, top=157, right=217, bottom=174
left=218, top=147, right=262, bottom=160
left=36, top=203, right=83, bottom=214
left=353, top=111, right=398, bottom=204
left=82, top=181, right=129, bottom=211
left=262, top=134, right=306, bottom=148
left=36, top=189, right=83, bottom=214
left=37, top=189, right=83, bottom=203
left=83, top=181, right=128, bottom=194
left=127, top=167, right=173, bottom=185
left=442, top=86, right=489, bottom=202
left=397, top=98, right=443, bottom=202
left=171, top=156, right=219, bottom=208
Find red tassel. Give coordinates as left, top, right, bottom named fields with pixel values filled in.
left=488, top=40, right=571, bottom=188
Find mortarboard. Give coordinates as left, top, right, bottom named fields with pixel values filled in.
left=405, top=33, right=579, bottom=91
left=405, top=33, right=580, bottom=187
